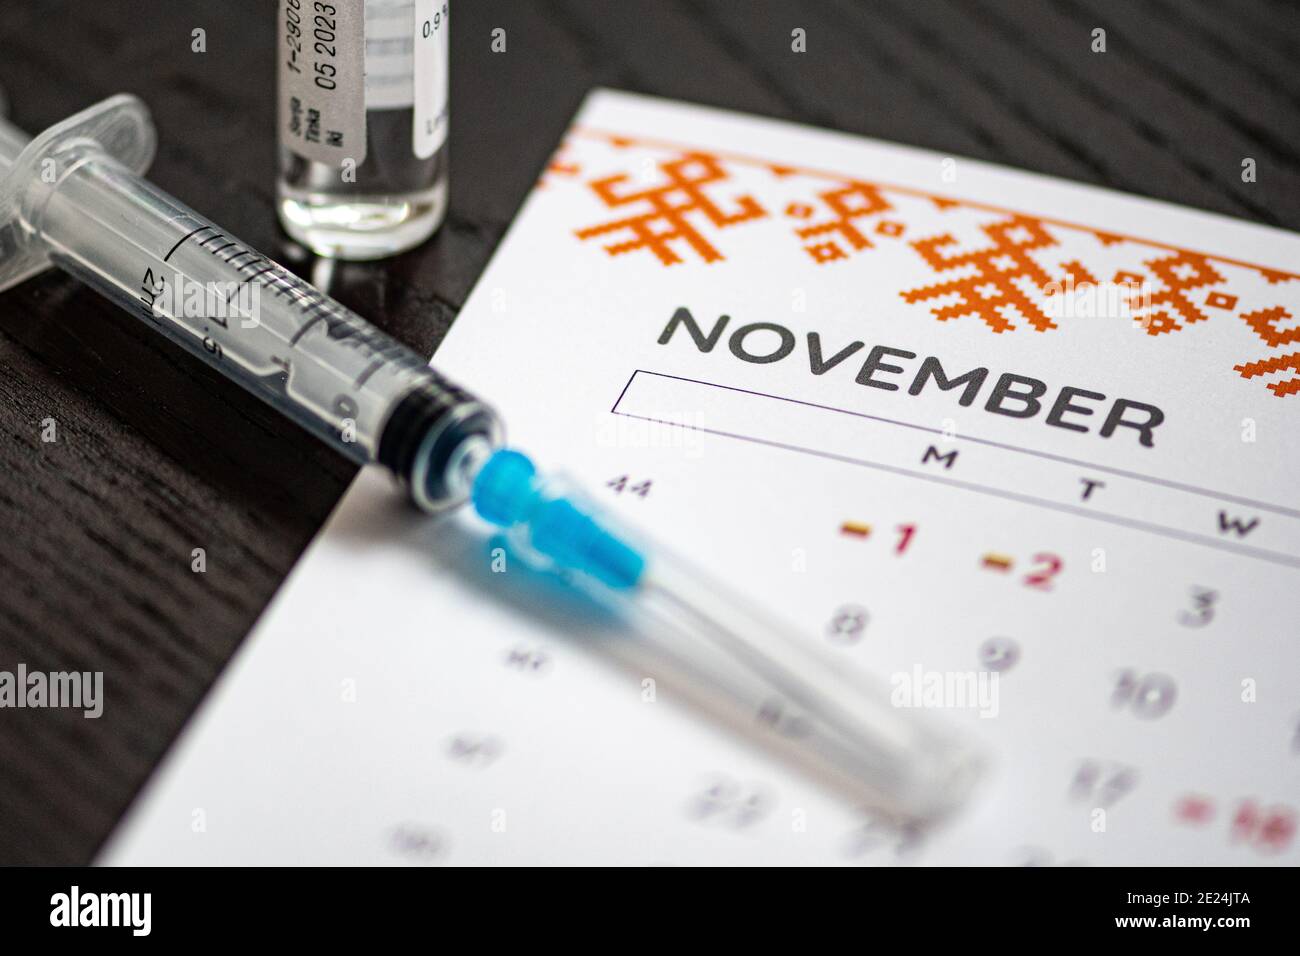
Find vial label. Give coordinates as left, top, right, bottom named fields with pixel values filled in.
left=365, top=1, right=416, bottom=110
left=413, top=0, right=450, bottom=159
left=279, top=0, right=368, bottom=165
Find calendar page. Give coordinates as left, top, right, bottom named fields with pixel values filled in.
left=103, top=90, right=1299, bottom=866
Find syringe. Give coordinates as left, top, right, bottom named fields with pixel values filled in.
left=0, top=94, right=497, bottom=510
left=0, top=95, right=984, bottom=822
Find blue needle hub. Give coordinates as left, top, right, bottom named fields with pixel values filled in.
left=471, top=449, right=647, bottom=590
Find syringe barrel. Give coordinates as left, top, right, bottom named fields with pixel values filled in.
left=7, top=114, right=499, bottom=510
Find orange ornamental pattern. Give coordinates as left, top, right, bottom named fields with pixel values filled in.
left=573, top=153, right=766, bottom=265
left=561, top=128, right=1300, bottom=400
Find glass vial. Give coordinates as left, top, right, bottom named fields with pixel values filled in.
left=277, top=0, right=450, bottom=260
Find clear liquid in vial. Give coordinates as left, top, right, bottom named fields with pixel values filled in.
left=278, top=0, right=449, bottom=260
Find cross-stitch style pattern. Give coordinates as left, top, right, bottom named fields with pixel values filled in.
left=1235, top=352, right=1300, bottom=397
left=566, top=131, right=1300, bottom=399
left=902, top=216, right=1096, bottom=333
left=1240, top=306, right=1300, bottom=349
left=784, top=181, right=899, bottom=263
left=1127, top=252, right=1224, bottom=336
left=573, top=152, right=765, bottom=265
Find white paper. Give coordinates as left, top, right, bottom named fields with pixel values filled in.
left=104, top=90, right=1300, bottom=866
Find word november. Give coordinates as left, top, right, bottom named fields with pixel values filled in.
left=659, top=308, right=1166, bottom=447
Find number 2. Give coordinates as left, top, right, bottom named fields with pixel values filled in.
left=1023, top=553, right=1062, bottom=590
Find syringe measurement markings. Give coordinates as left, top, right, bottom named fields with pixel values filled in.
left=288, top=315, right=322, bottom=344
left=354, top=360, right=385, bottom=388
left=161, top=223, right=320, bottom=336
left=224, top=267, right=275, bottom=304
left=220, top=255, right=278, bottom=308
left=263, top=269, right=313, bottom=306
left=162, top=224, right=215, bottom=263
left=155, top=224, right=424, bottom=375
left=226, top=264, right=275, bottom=304
left=215, top=247, right=254, bottom=268
left=237, top=261, right=273, bottom=278
left=225, top=249, right=261, bottom=268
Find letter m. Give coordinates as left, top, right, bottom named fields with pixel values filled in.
left=101, top=894, right=129, bottom=926
left=908, top=357, right=988, bottom=406
left=922, top=445, right=958, bottom=470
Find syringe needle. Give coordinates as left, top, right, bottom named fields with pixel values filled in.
left=470, top=450, right=986, bottom=821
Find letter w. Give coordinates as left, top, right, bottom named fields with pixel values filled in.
left=1217, top=511, right=1260, bottom=537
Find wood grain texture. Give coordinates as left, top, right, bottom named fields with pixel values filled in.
left=0, top=0, right=1296, bottom=864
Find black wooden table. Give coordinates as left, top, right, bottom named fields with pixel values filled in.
left=1, top=0, right=1297, bottom=865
